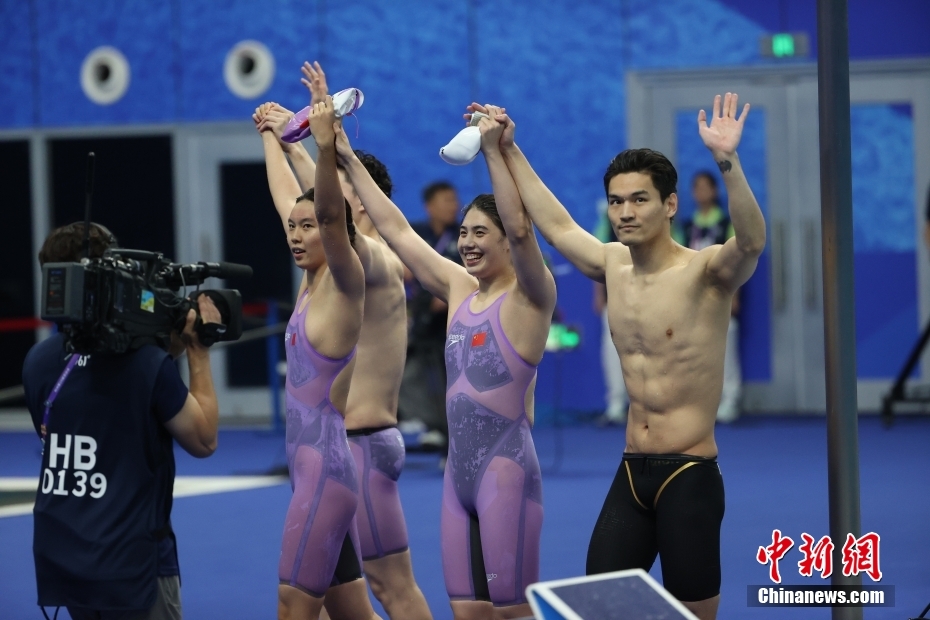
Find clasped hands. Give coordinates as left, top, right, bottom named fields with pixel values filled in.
left=466, top=103, right=516, bottom=154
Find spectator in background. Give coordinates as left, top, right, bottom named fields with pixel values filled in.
left=398, top=181, right=462, bottom=449
left=674, top=171, right=741, bottom=422
left=592, top=205, right=628, bottom=425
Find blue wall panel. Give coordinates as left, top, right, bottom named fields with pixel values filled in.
left=3, top=0, right=927, bottom=128
left=0, top=1, right=35, bottom=128
left=177, top=0, right=318, bottom=122
left=34, top=0, right=175, bottom=126
left=474, top=0, right=627, bottom=230
left=322, top=0, right=472, bottom=220
left=851, top=104, right=915, bottom=253
left=625, top=0, right=766, bottom=68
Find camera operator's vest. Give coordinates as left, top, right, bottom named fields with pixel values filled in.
left=23, top=335, right=177, bottom=610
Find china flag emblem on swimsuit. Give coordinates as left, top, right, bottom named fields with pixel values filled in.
left=471, top=331, right=487, bottom=347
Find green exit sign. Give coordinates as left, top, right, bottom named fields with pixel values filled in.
left=772, top=33, right=795, bottom=57
left=760, top=32, right=810, bottom=58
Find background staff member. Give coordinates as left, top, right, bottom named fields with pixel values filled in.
left=22, top=222, right=222, bottom=620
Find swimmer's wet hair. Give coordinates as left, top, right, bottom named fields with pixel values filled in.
left=39, top=222, right=117, bottom=265
left=604, top=148, right=678, bottom=203
left=296, top=187, right=356, bottom=247
left=462, top=193, right=505, bottom=236
left=338, top=150, right=393, bottom=198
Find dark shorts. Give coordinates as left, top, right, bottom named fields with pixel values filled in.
left=66, top=576, right=181, bottom=620
left=586, top=453, right=725, bottom=602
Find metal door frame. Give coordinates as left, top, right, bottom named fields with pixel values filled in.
left=174, top=123, right=294, bottom=419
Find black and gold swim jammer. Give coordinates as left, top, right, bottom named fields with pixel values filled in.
left=586, top=453, right=725, bottom=602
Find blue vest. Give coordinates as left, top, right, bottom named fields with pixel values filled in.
left=22, top=335, right=177, bottom=610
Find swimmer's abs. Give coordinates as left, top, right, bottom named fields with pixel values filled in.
left=343, top=376, right=401, bottom=428
left=625, top=405, right=718, bottom=457
left=343, top=406, right=399, bottom=431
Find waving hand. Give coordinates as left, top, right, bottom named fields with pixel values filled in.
left=301, top=61, right=329, bottom=106
left=698, top=93, right=750, bottom=159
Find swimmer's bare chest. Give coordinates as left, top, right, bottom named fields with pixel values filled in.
left=606, top=259, right=730, bottom=455
left=345, top=251, right=408, bottom=427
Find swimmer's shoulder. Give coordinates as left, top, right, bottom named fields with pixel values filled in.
left=688, top=243, right=726, bottom=269
left=359, top=235, right=406, bottom=286
left=678, top=243, right=730, bottom=291
left=378, top=237, right=406, bottom=281
left=604, top=241, right=632, bottom=265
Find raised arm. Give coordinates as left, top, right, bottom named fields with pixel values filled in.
left=285, top=61, right=332, bottom=190
left=254, top=62, right=331, bottom=195
left=700, top=93, right=766, bottom=292
left=472, top=104, right=606, bottom=282
left=333, top=123, right=471, bottom=303
left=254, top=103, right=302, bottom=231
left=293, top=60, right=388, bottom=284
left=257, top=104, right=317, bottom=193
left=479, top=106, right=556, bottom=311
left=309, top=98, right=365, bottom=297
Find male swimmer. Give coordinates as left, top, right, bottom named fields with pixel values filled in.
left=475, top=93, right=764, bottom=620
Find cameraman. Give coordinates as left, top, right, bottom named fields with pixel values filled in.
left=22, top=222, right=221, bottom=620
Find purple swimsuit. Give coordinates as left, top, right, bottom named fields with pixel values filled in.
left=441, top=291, right=543, bottom=606
left=278, top=291, right=362, bottom=597
left=347, top=426, right=409, bottom=560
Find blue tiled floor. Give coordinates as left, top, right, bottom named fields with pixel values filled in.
left=2, top=416, right=928, bottom=619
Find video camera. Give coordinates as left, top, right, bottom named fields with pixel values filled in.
left=40, top=248, right=252, bottom=355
